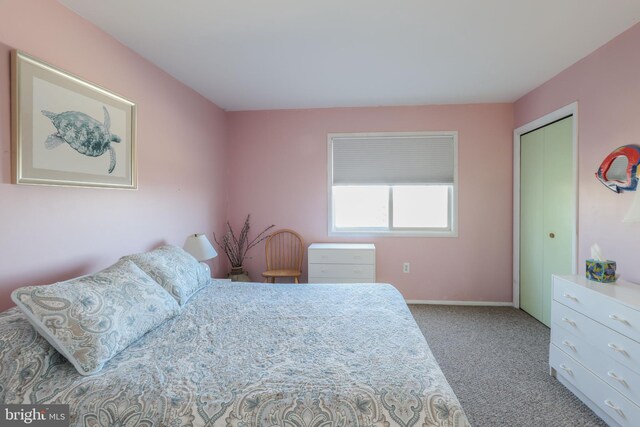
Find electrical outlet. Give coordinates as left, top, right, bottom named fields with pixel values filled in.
left=403, top=262, right=410, bottom=273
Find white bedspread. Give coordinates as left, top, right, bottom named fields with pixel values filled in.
left=0, top=281, right=469, bottom=426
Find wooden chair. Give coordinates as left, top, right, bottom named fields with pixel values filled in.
left=262, top=229, right=305, bottom=283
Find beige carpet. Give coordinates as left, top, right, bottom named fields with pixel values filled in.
left=408, top=305, right=607, bottom=427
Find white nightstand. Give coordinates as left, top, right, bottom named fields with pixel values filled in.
left=308, top=243, right=375, bottom=283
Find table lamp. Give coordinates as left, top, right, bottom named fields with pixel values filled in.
left=183, top=233, right=217, bottom=277
left=624, top=190, right=640, bottom=222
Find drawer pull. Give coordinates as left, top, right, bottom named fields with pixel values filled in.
left=607, top=371, right=628, bottom=387
left=563, top=293, right=578, bottom=302
left=609, top=314, right=630, bottom=325
left=559, top=364, right=573, bottom=375
left=561, top=340, right=576, bottom=352
left=561, top=317, right=577, bottom=327
left=604, top=399, right=625, bottom=418
left=608, top=343, right=629, bottom=356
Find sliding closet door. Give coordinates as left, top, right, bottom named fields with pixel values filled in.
left=520, top=127, right=545, bottom=322
left=520, top=116, right=573, bottom=327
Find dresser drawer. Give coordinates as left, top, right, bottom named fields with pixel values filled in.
left=550, top=345, right=640, bottom=427
left=554, top=276, right=640, bottom=343
left=308, top=263, right=375, bottom=279
left=552, top=325, right=640, bottom=404
left=308, top=249, right=375, bottom=265
left=552, top=301, right=640, bottom=374
left=308, top=277, right=374, bottom=284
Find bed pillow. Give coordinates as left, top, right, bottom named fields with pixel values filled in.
left=11, top=259, right=180, bottom=376
left=123, top=245, right=210, bottom=306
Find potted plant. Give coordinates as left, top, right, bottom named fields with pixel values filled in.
left=214, top=214, right=275, bottom=281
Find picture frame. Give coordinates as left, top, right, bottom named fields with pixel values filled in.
left=11, top=50, right=137, bottom=189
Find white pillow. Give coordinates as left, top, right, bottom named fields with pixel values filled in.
left=11, top=259, right=180, bottom=375
left=124, top=245, right=210, bottom=305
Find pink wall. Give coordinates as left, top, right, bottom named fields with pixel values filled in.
left=227, top=105, right=514, bottom=302
left=0, top=0, right=228, bottom=310
left=10, top=1, right=633, bottom=308
left=514, top=23, right=640, bottom=284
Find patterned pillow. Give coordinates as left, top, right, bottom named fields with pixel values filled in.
left=123, top=245, right=210, bottom=306
left=11, top=259, right=180, bottom=376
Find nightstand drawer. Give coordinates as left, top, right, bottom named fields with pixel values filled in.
left=308, top=249, right=375, bottom=265
left=309, top=263, right=375, bottom=279
left=308, top=277, right=374, bottom=284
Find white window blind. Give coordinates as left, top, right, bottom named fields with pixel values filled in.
left=332, top=135, right=455, bottom=185
left=327, top=131, right=458, bottom=237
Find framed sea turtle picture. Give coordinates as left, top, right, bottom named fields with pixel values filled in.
left=11, top=50, right=137, bottom=189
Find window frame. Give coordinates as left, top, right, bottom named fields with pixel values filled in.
left=327, top=131, right=458, bottom=237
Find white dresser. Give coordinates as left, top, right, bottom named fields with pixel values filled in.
left=550, top=275, right=640, bottom=427
left=308, top=243, right=375, bottom=283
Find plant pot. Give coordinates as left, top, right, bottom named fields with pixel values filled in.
left=228, top=267, right=251, bottom=282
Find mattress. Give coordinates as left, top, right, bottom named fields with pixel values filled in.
left=0, top=281, right=469, bottom=426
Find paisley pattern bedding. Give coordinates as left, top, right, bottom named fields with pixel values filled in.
left=124, top=245, right=210, bottom=306
left=0, top=281, right=469, bottom=427
left=11, top=259, right=180, bottom=376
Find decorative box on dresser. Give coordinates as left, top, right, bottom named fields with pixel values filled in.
left=550, top=275, right=640, bottom=427
left=308, top=243, right=375, bottom=283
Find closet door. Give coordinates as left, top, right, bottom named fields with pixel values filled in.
left=520, top=126, right=545, bottom=322
left=520, top=116, right=573, bottom=326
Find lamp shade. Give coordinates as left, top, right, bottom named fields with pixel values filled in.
left=183, top=234, right=217, bottom=261
left=624, top=190, right=640, bottom=223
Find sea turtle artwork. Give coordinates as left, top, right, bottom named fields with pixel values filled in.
left=41, top=106, right=121, bottom=174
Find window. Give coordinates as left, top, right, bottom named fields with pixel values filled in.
left=328, top=132, right=457, bottom=236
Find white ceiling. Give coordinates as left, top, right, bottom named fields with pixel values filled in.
left=58, top=0, right=640, bottom=111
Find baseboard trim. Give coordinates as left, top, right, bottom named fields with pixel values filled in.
left=406, top=299, right=514, bottom=307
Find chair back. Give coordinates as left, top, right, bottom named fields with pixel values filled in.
left=265, top=229, right=305, bottom=271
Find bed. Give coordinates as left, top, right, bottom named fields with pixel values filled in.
left=1, top=275, right=469, bottom=426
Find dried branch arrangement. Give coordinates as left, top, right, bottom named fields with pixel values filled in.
left=214, top=214, right=275, bottom=268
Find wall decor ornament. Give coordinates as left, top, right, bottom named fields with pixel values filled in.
left=595, top=144, right=640, bottom=193
left=11, top=50, right=137, bottom=189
